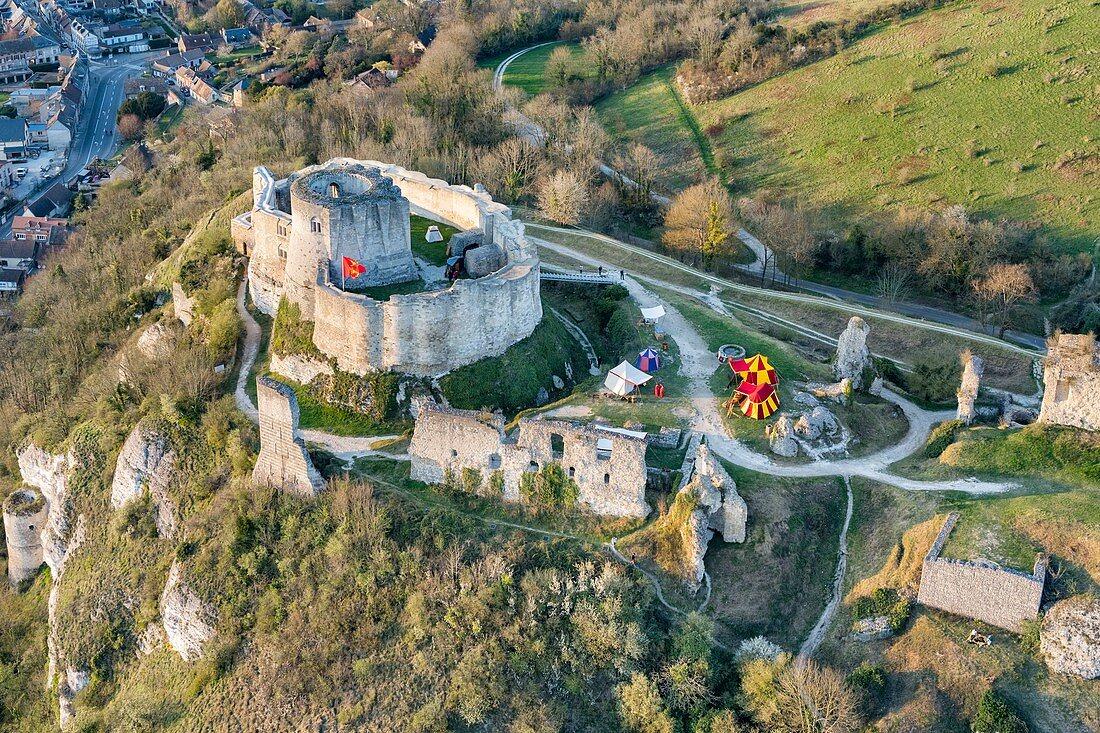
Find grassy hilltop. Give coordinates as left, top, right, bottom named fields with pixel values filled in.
left=586, top=0, right=1098, bottom=254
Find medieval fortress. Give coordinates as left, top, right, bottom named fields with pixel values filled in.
left=232, top=158, right=543, bottom=376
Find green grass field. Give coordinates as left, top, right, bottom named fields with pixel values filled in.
left=595, top=66, right=710, bottom=192
left=409, top=214, right=459, bottom=265
left=696, top=0, right=1098, bottom=254
left=500, top=42, right=587, bottom=97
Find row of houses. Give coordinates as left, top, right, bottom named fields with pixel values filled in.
left=0, top=191, right=71, bottom=296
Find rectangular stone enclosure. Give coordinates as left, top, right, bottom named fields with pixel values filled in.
left=917, top=513, right=1045, bottom=633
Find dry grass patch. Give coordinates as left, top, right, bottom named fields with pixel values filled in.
left=846, top=516, right=943, bottom=602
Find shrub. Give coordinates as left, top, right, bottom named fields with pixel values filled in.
left=972, top=689, right=1028, bottom=733
left=851, top=587, right=911, bottom=631
left=846, top=663, right=887, bottom=717
left=925, top=419, right=963, bottom=458
left=271, top=298, right=324, bottom=359
left=904, top=351, right=962, bottom=403
left=518, top=463, right=578, bottom=508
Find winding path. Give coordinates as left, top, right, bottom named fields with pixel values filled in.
left=233, top=278, right=404, bottom=462
left=530, top=234, right=1015, bottom=495
left=798, top=477, right=853, bottom=663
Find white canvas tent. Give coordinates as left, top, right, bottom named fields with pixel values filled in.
left=604, top=360, right=652, bottom=397
left=425, top=225, right=443, bottom=243
left=640, top=304, right=666, bottom=322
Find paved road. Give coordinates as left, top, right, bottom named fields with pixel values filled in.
left=1, top=53, right=153, bottom=238
left=735, top=229, right=1047, bottom=351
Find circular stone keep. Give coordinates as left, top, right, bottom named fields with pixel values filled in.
left=1041, top=594, right=1100, bottom=679
left=292, top=164, right=403, bottom=207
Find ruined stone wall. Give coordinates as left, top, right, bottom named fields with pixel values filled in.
left=917, top=513, right=1045, bottom=632
left=1039, top=333, right=1100, bottom=431
left=109, top=421, right=179, bottom=538
left=4, top=489, right=47, bottom=586
left=252, top=377, right=325, bottom=497
left=269, top=352, right=334, bottom=385
left=408, top=404, right=649, bottom=517
left=408, top=404, right=505, bottom=485
left=241, top=159, right=542, bottom=374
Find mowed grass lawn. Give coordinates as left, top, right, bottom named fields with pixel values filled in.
left=595, top=66, right=710, bottom=192
left=480, top=42, right=588, bottom=97
left=697, top=0, right=1098, bottom=254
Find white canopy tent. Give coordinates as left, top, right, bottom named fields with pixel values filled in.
left=640, top=304, right=666, bottom=322
left=604, top=360, right=653, bottom=397
left=425, top=225, right=444, bottom=243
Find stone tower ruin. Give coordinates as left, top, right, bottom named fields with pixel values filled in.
left=4, top=488, right=47, bottom=586
left=956, top=351, right=984, bottom=425
left=252, top=377, right=325, bottom=497
left=284, top=164, right=414, bottom=319
left=1039, top=332, right=1100, bottom=431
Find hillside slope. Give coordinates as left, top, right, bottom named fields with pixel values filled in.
left=697, top=0, right=1098, bottom=253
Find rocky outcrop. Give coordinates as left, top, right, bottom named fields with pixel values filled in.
left=110, top=421, right=179, bottom=537
left=253, top=376, right=325, bottom=497
left=136, top=319, right=175, bottom=360
left=269, top=352, right=334, bottom=385
left=172, top=282, right=194, bottom=327
left=58, top=666, right=89, bottom=728
left=1041, top=595, right=1100, bottom=679
left=675, top=443, right=748, bottom=588
left=834, top=317, right=874, bottom=390
left=18, top=444, right=76, bottom=574
left=957, top=351, right=984, bottom=425
left=768, top=415, right=799, bottom=457
left=852, top=615, right=894, bottom=642
left=793, top=406, right=839, bottom=441
left=810, top=378, right=852, bottom=403
left=160, top=560, right=217, bottom=662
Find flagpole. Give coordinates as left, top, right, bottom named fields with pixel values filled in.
left=341, top=258, right=345, bottom=291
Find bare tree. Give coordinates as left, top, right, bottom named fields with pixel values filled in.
left=770, top=662, right=862, bottom=733
left=972, top=263, right=1037, bottom=338
left=537, top=169, right=588, bottom=226
left=874, top=262, right=913, bottom=309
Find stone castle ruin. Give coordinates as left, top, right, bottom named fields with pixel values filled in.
left=4, top=488, right=47, bottom=586
left=232, top=158, right=542, bottom=377
left=409, top=403, right=650, bottom=517
left=917, top=513, right=1045, bottom=632
left=252, top=376, right=325, bottom=497
left=833, top=316, right=875, bottom=390
left=1038, top=332, right=1100, bottom=431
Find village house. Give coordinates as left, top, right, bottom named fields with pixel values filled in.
left=150, top=48, right=204, bottom=77
left=69, top=20, right=100, bottom=55
left=0, top=266, right=26, bottom=297
left=0, top=118, right=29, bottom=158
left=11, top=213, right=69, bottom=245
left=175, top=65, right=219, bottom=104
left=99, top=23, right=148, bottom=53
left=177, top=32, right=216, bottom=54
left=220, top=26, right=251, bottom=49
left=0, top=238, right=39, bottom=270
left=21, top=183, right=71, bottom=218
left=348, top=66, right=394, bottom=93
left=123, top=75, right=170, bottom=99
left=0, top=160, right=13, bottom=189
left=0, top=36, right=36, bottom=83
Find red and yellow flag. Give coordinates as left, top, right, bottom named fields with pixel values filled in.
left=342, top=256, right=366, bottom=279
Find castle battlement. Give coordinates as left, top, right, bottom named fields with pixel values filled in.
left=234, top=159, right=542, bottom=377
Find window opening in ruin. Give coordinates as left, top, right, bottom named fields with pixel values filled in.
left=488, top=454, right=501, bottom=469
left=330, top=182, right=340, bottom=198
left=277, top=220, right=288, bottom=236
left=550, top=433, right=564, bottom=459
left=277, top=244, right=287, bottom=260
left=28, top=525, right=34, bottom=531
left=596, top=437, right=613, bottom=461
left=528, top=461, right=539, bottom=472
left=310, top=217, right=321, bottom=233
left=603, top=473, right=610, bottom=485
left=568, top=467, right=575, bottom=478
left=451, top=449, right=458, bottom=458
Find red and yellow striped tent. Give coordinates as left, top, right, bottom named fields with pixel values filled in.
left=731, top=381, right=780, bottom=420
left=728, top=354, right=778, bottom=386
left=724, top=353, right=781, bottom=419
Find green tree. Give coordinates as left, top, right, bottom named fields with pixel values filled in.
left=617, top=673, right=678, bottom=733
left=217, top=0, right=247, bottom=28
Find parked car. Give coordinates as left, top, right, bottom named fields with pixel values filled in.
left=14, top=168, right=27, bottom=178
